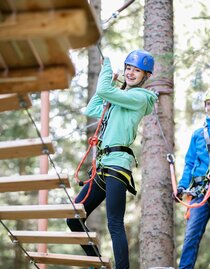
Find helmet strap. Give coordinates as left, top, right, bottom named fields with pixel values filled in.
left=135, top=75, right=148, bottom=88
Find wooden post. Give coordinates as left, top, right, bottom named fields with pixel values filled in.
left=38, top=91, right=50, bottom=269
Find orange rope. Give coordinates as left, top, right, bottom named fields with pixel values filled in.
left=74, top=103, right=109, bottom=203
left=168, top=154, right=210, bottom=209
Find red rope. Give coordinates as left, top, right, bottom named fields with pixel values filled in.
left=168, top=156, right=210, bottom=211
left=74, top=103, right=109, bottom=203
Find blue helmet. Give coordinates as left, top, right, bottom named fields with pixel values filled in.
left=124, top=50, right=154, bottom=73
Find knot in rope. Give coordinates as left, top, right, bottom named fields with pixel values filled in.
left=88, top=136, right=98, bottom=146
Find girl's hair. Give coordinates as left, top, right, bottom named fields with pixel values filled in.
left=121, top=82, right=127, bottom=90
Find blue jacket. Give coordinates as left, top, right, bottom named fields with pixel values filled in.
left=84, top=57, right=157, bottom=171
left=178, top=117, right=210, bottom=189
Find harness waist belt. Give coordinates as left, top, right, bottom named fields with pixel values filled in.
left=98, top=146, right=138, bottom=167
left=193, top=176, right=206, bottom=183
left=96, top=167, right=137, bottom=196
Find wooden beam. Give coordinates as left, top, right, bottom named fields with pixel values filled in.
left=0, top=137, right=54, bottom=160
left=0, top=66, right=73, bottom=94
left=0, top=9, right=87, bottom=41
left=9, top=231, right=99, bottom=245
left=0, top=174, right=70, bottom=192
left=0, top=204, right=86, bottom=220
left=0, top=93, right=32, bottom=112
left=27, top=252, right=111, bottom=268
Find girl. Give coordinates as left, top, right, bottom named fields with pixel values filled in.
left=67, top=50, right=158, bottom=269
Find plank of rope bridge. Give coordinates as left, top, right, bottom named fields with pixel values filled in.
left=9, top=231, right=99, bottom=245
left=0, top=0, right=101, bottom=49
left=0, top=66, right=72, bottom=94
left=0, top=93, right=32, bottom=112
left=0, top=9, right=87, bottom=40
left=0, top=204, right=86, bottom=220
left=0, top=137, right=54, bottom=160
left=26, top=252, right=111, bottom=268
left=0, top=174, right=70, bottom=192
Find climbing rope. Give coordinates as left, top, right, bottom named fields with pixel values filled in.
left=153, top=93, right=210, bottom=210
left=75, top=102, right=109, bottom=203
left=167, top=152, right=210, bottom=209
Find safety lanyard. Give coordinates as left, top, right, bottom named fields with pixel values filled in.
left=74, top=102, right=110, bottom=203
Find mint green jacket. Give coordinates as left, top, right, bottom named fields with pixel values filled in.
left=84, top=57, right=157, bottom=171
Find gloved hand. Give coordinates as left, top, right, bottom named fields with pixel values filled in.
left=172, top=187, right=185, bottom=203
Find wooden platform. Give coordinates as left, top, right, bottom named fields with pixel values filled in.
left=0, top=174, right=70, bottom=192
left=27, top=252, right=111, bottom=268
left=0, top=204, right=86, bottom=220
left=0, top=0, right=101, bottom=94
left=0, top=137, right=54, bottom=160
left=9, top=231, right=99, bottom=245
left=0, top=93, right=32, bottom=112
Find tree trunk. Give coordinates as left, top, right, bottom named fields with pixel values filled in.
left=140, top=0, right=174, bottom=268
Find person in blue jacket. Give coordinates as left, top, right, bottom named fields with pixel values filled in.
left=67, top=50, right=158, bottom=269
left=174, top=91, right=210, bottom=269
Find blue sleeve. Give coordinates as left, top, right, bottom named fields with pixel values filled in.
left=178, top=132, right=197, bottom=189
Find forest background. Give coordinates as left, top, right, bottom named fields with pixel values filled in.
left=0, top=0, right=210, bottom=268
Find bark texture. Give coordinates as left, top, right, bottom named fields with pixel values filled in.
left=140, top=0, right=174, bottom=268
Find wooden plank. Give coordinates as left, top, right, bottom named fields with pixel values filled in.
left=27, top=252, right=111, bottom=268
left=0, top=137, right=54, bottom=160
left=0, top=0, right=101, bottom=49
left=0, top=204, right=86, bottom=220
left=0, top=9, right=87, bottom=41
left=0, top=174, right=70, bottom=192
left=0, top=39, right=75, bottom=70
left=0, top=0, right=96, bottom=12
left=0, top=66, right=73, bottom=94
left=9, top=231, right=99, bottom=245
left=0, top=93, right=32, bottom=112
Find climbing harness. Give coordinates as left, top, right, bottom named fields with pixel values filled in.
left=75, top=0, right=137, bottom=204
left=168, top=153, right=210, bottom=219
left=75, top=99, right=138, bottom=202
left=167, top=153, right=210, bottom=215
left=75, top=102, right=110, bottom=203
left=95, top=166, right=137, bottom=196
left=97, top=145, right=138, bottom=167
left=153, top=95, right=210, bottom=217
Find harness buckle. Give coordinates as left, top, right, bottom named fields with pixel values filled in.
left=104, top=145, right=111, bottom=155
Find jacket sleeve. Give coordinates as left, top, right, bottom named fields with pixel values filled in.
left=96, top=57, right=157, bottom=112
left=178, top=132, right=197, bottom=189
left=83, top=94, right=104, bottom=119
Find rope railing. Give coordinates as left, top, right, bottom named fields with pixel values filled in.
left=0, top=97, right=107, bottom=269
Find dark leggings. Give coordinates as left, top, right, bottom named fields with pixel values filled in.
left=66, top=172, right=129, bottom=269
